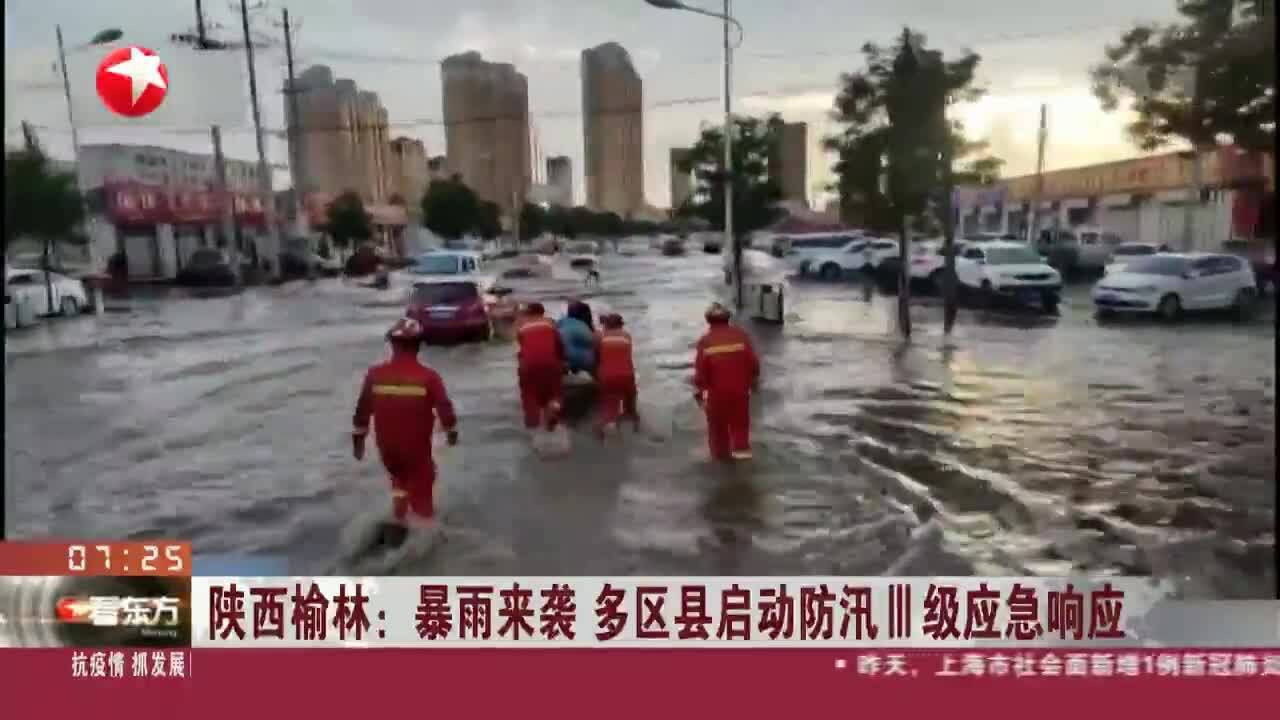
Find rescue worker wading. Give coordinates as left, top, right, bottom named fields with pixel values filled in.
left=693, top=302, right=760, bottom=461
left=352, top=317, right=459, bottom=530
left=516, top=302, right=566, bottom=432
left=594, top=312, right=639, bottom=437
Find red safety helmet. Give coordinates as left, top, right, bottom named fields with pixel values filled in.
left=386, top=316, right=424, bottom=342
left=704, top=302, right=731, bottom=323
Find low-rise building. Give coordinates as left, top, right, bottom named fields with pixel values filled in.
left=953, top=147, right=1273, bottom=250
left=77, top=143, right=272, bottom=281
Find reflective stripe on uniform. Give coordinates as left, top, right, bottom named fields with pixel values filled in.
left=519, top=320, right=554, bottom=333
left=600, top=335, right=631, bottom=346
left=704, top=342, right=746, bottom=356
left=390, top=488, right=409, bottom=498
left=372, top=383, right=428, bottom=397
left=731, top=450, right=753, bottom=460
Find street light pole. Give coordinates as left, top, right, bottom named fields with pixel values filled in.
left=644, top=0, right=744, bottom=308
left=56, top=25, right=122, bottom=315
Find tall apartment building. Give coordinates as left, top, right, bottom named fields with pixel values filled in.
left=581, top=43, right=644, bottom=216
left=546, top=155, right=573, bottom=207
left=441, top=52, right=531, bottom=215
left=287, top=65, right=394, bottom=205
left=769, top=121, right=808, bottom=206
left=669, top=147, right=694, bottom=211
left=388, top=137, right=429, bottom=210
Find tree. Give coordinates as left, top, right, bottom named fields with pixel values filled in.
left=1091, top=0, right=1274, bottom=153
left=519, top=203, right=546, bottom=243
left=678, top=114, right=785, bottom=239
left=421, top=174, right=480, bottom=241
left=475, top=201, right=502, bottom=240
left=322, top=191, right=372, bottom=258
left=828, top=28, right=990, bottom=338
left=5, top=144, right=85, bottom=312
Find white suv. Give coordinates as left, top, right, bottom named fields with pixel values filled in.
left=909, top=239, right=966, bottom=290
left=783, top=233, right=867, bottom=278
left=956, top=241, right=1063, bottom=310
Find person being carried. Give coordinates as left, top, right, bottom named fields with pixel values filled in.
left=352, top=317, right=459, bottom=542
left=557, top=300, right=597, bottom=376
left=692, top=302, right=760, bottom=462
left=594, top=312, right=640, bottom=438
left=515, top=302, right=565, bottom=433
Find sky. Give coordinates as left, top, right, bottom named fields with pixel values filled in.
left=4, top=0, right=1185, bottom=209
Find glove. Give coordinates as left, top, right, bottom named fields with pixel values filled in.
left=693, top=391, right=705, bottom=408
left=446, top=430, right=459, bottom=447
left=352, top=434, right=366, bottom=461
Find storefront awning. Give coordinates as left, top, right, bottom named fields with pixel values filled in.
left=1157, top=189, right=1192, bottom=203
left=1101, top=194, right=1133, bottom=208
left=1061, top=198, right=1091, bottom=210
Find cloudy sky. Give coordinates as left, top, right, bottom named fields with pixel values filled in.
left=5, top=0, right=1183, bottom=208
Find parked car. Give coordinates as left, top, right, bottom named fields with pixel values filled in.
left=660, top=237, right=687, bottom=256
left=1220, top=239, right=1277, bottom=296
left=908, top=239, right=967, bottom=291
left=405, top=277, right=495, bottom=344
left=781, top=232, right=864, bottom=275
left=407, top=250, right=485, bottom=276
left=280, top=249, right=341, bottom=279
left=564, top=240, right=601, bottom=270
left=176, top=249, right=237, bottom=287
left=5, top=266, right=90, bottom=316
left=1103, top=243, right=1166, bottom=276
left=794, top=237, right=869, bottom=280
left=1092, top=253, right=1258, bottom=320
left=863, top=237, right=901, bottom=270
left=1074, top=227, right=1126, bottom=273
left=955, top=241, right=1062, bottom=311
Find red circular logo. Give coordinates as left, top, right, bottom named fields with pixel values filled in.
left=95, top=46, right=169, bottom=118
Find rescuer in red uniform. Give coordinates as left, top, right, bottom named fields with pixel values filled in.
left=693, top=302, right=760, bottom=461
left=515, top=302, right=565, bottom=432
left=352, top=317, right=458, bottom=529
left=594, top=312, right=640, bottom=437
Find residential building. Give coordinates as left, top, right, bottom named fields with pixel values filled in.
left=669, top=147, right=694, bottom=212
left=581, top=43, right=644, bottom=216
left=286, top=65, right=407, bottom=251
left=441, top=52, right=531, bottom=215
left=546, top=155, right=573, bottom=207
left=388, top=137, right=429, bottom=210
left=769, top=121, right=808, bottom=206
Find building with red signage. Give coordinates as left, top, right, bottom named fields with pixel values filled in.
left=78, top=143, right=272, bottom=280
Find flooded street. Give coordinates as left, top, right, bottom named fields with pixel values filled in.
left=4, top=252, right=1275, bottom=597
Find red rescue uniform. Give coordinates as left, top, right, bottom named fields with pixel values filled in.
left=594, top=327, right=638, bottom=429
left=353, top=349, right=457, bottom=521
left=693, top=323, right=759, bottom=461
left=516, top=316, right=565, bottom=430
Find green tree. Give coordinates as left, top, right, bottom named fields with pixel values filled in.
left=1091, top=0, right=1274, bottom=153
left=828, top=29, right=990, bottom=337
left=475, top=201, right=502, bottom=240
left=678, top=114, right=785, bottom=239
left=5, top=144, right=85, bottom=312
left=322, top=190, right=372, bottom=258
left=827, top=30, right=988, bottom=232
left=519, top=203, right=546, bottom=243
left=421, top=174, right=480, bottom=241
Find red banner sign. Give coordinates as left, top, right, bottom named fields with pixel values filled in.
left=102, top=180, right=267, bottom=226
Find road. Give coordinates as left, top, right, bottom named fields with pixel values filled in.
left=4, top=252, right=1275, bottom=597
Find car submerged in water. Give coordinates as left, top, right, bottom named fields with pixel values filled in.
left=405, top=276, right=498, bottom=344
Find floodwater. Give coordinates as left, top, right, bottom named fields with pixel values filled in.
left=4, top=251, right=1276, bottom=597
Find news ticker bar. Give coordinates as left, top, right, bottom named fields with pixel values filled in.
left=4, top=575, right=1279, bottom=649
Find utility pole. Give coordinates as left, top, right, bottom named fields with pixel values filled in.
left=723, top=0, right=742, bottom=310
left=1182, top=62, right=1206, bottom=252
left=941, top=132, right=958, bottom=335
left=281, top=7, right=308, bottom=240
left=240, top=0, right=281, bottom=278
left=1030, top=104, right=1047, bottom=243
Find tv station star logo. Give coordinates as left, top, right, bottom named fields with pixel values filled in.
left=95, top=46, right=168, bottom=117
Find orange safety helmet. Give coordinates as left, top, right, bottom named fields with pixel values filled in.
left=386, top=316, right=424, bottom=342
left=704, top=302, right=731, bottom=323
